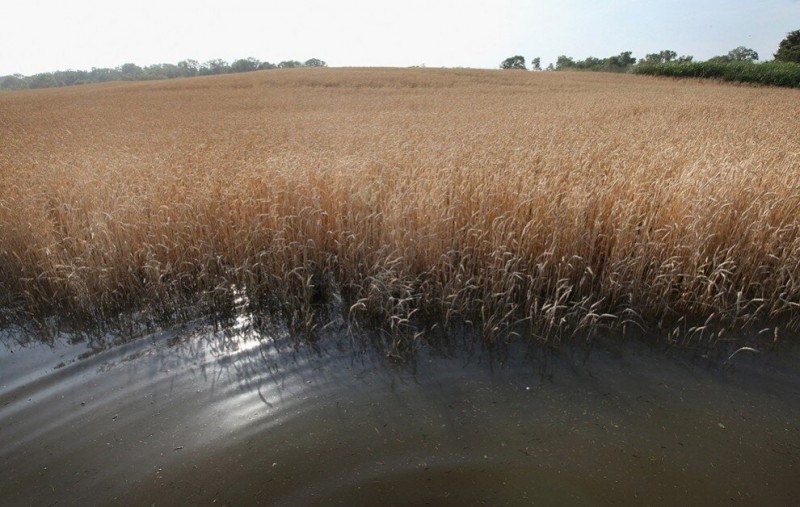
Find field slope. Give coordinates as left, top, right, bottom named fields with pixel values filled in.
left=1, top=68, right=799, bottom=346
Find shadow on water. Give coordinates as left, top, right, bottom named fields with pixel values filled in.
left=1, top=316, right=799, bottom=505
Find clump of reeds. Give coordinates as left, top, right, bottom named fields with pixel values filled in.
left=1, top=68, right=798, bottom=347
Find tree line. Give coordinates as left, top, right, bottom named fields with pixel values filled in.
left=501, top=29, right=800, bottom=72
left=501, top=47, right=758, bottom=72
left=0, top=57, right=327, bottom=90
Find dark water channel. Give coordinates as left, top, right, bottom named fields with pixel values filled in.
left=1, top=321, right=799, bottom=506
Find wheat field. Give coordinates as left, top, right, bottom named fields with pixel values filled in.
left=1, top=68, right=799, bottom=346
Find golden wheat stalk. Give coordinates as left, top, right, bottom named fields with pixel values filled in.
left=1, top=68, right=798, bottom=345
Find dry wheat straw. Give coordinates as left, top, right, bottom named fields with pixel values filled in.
left=1, top=68, right=798, bottom=345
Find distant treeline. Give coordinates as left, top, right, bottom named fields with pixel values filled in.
left=502, top=50, right=699, bottom=72
left=500, top=48, right=800, bottom=88
left=551, top=49, right=799, bottom=88
left=0, top=57, right=327, bottom=90
left=503, top=30, right=800, bottom=88
left=528, top=47, right=764, bottom=73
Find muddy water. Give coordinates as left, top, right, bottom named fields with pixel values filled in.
left=1, top=323, right=799, bottom=506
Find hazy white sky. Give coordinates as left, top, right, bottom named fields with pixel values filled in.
left=2, top=0, right=799, bottom=75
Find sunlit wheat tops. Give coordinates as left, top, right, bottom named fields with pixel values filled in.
left=1, top=68, right=799, bottom=345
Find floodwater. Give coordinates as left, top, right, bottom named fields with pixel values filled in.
left=1, top=321, right=799, bottom=506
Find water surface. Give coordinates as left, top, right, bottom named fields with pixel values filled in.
left=2, top=324, right=798, bottom=505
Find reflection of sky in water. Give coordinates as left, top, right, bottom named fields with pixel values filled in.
left=2, top=322, right=800, bottom=505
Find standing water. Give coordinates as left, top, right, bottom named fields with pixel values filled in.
left=1, top=322, right=799, bottom=506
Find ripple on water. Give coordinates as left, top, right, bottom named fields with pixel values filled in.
left=1, top=325, right=799, bottom=505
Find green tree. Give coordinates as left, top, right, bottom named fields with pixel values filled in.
left=29, top=73, right=58, bottom=88
left=143, top=63, right=182, bottom=79
left=555, top=55, right=575, bottom=70
left=727, top=46, right=758, bottom=62
left=119, top=63, right=143, bottom=80
left=53, top=69, right=89, bottom=86
left=89, top=67, right=119, bottom=82
left=576, top=56, right=603, bottom=70
left=304, top=58, right=327, bottom=67
left=231, top=57, right=261, bottom=73
left=660, top=50, right=678, bottom=63
left=0, top=74, right=28, bottom=90
left=177, top=59, right=200, bottom=77
left=500, top=55, right=526, bottom=69
left=774, top=29, right=800, bottom=63
left=278, top=60, right=303, bottom=69
left=200, top=59, right=230, bottom=75
left=606, top=51, right=636, bottom=71
left=531, top=57, right=541, bottom=70
left=641, top=50, right=677, bottom=64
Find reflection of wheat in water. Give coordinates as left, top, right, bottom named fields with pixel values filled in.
left=723, top=346, right=761, bottom=366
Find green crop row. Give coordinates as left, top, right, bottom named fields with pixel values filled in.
left=630, top=61, right=800, bottom=88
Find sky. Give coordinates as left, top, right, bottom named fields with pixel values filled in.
left=2, top=0, right=799, bottom=76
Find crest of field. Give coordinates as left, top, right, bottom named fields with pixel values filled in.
left=1, top=68, right=798, bottom=346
